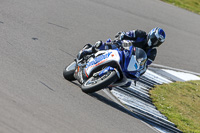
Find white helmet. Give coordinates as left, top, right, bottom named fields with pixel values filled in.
left=147, top=27, right=166, bottom=47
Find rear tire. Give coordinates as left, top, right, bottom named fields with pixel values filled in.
left=63, top=61, right=76, bottom=81
left=81, top=71, right=118, bottom=93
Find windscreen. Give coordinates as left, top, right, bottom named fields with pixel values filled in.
left=127, top=47, right=147, bottom=72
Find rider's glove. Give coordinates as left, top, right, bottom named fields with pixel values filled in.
left=115, top=31, right=125, bottom=40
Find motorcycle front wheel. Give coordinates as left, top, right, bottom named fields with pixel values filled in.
left=63, top=61, right=76, bottom=81
left=81, top=70, right=118, bottom=93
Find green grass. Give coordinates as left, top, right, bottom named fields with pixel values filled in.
left=161, top=0, right=200, bottom=15
left=150, top=80, right=200, bottom=133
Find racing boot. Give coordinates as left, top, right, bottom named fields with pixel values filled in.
left=77, top=41, right=104, bottom=60
left=77, top=44, right=93, bottom=60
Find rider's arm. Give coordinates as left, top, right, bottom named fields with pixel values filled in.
left=115, top=30, right=147, bottom=41
left=93, top=40, right=118, bottom=51
left=146, top=48, right=157, bottom=65
left=114, top=31, right=134, bottom=40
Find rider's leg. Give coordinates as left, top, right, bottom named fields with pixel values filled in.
left=77, top=41, right=104, bottom=60
left=77, top=44, right=93, bottom=60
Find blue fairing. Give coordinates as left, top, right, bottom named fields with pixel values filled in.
left=98, top=44, right=143, bottom=80
left=123, top=46, right=133, bottom=71
left=124, top=71, right=139, bottom=80
left=117, top=47, right=137, bottom=80
left=118, top=46, right=143, bottom=80
left=117, top=50, right=124, bottom=68
left=117, top=48, right=131, bottom=72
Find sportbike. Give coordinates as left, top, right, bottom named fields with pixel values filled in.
left=63, top=44, right=147, bottom=93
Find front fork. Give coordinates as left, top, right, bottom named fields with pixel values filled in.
left=73, top=58, right=87, bottom=84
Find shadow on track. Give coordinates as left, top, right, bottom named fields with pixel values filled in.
left=69, top=80, right=139, bottom=119
left=88, top=92, right=138, bottom=118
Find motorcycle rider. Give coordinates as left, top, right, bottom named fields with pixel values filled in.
left=77, top=27, right=165, bottom=86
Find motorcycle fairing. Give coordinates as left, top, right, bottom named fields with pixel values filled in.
left=85, top=50, right=121, bottom=78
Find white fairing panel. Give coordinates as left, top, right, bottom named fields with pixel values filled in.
left=85, top=50, right=120, bottom=76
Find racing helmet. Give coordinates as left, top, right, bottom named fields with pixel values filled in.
left=147, top=27, right=165, bottom=47
left=127, top=47, right=147, bottom=72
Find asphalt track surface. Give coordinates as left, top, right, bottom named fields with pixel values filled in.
left=0, top=0, right=200, bottom=133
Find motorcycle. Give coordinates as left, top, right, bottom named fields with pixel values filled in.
left=63, top=42, right=147, bottom=93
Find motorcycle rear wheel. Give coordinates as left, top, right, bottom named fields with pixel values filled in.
left=63, top=61, right=76, bottom=81
left=81, top=71, right=118, bottom=93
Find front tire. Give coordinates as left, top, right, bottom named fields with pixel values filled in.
left=63, top=61, right=76, bottom=81
left=81, top=71, right=119, bottom=93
